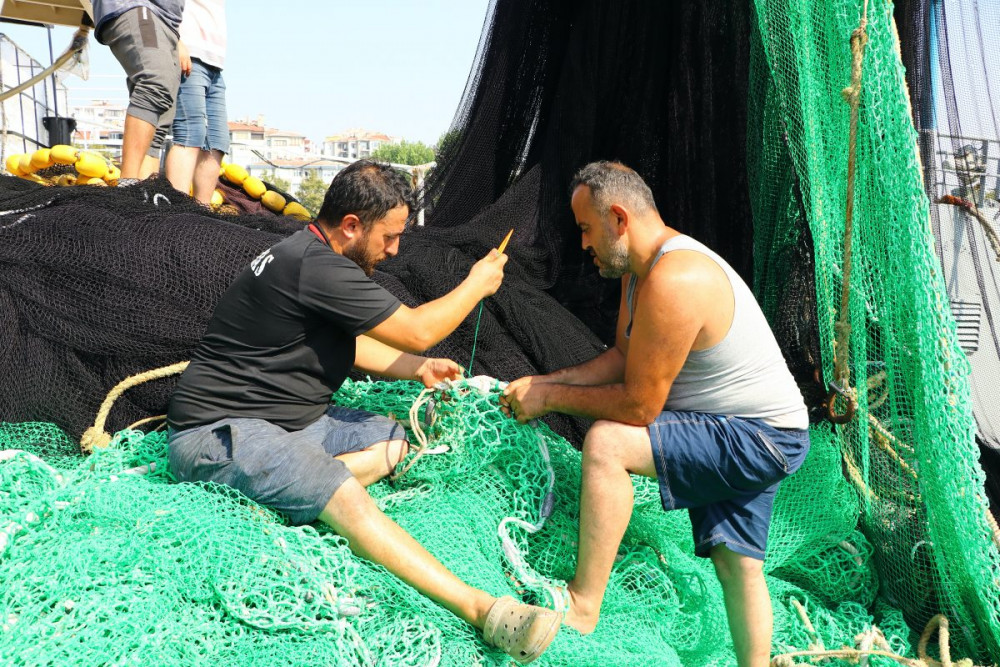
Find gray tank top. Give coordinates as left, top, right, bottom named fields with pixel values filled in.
left=626, top=235, right=808, bottom=429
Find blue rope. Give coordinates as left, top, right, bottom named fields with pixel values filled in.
left=467, top=301, right=485, bottom=374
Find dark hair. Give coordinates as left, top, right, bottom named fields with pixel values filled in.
left=317, top=159, right=417, bottom=229
left=569, top=161, right=658, bottom=216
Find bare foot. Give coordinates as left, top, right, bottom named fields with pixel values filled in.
left=562, top=587, right=599, bottom=634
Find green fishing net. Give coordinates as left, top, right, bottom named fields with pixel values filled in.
left=0, top=379, right=917, bottom=666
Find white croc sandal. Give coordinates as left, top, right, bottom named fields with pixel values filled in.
left=483, top=596, right=562, bottom=665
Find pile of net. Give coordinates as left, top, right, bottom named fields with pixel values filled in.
left=3, top=378, right=920, bottom=666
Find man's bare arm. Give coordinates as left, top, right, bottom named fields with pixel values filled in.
left=506, top=277, right=631, bottom=389
left=505, top=263, right=705, bottom=425
left=365, top=251, right=506, bottom=353
left=354, top=336, right=463, bottom=387
left=354, top=335, right=422, bottom=380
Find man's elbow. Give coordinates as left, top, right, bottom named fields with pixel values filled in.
left=397, top=333, right=431, bottom=354
left=631, top=404, right=662, bottom=426
left=623, top=390, right=667, bottom=425
left=388, top=310, right=435, bottom=353
left=606, top=402, right=659, bottom=426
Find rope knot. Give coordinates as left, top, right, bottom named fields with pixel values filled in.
left=80, top=426, right=112, bottom=454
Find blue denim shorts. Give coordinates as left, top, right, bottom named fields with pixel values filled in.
left=172, top=58, right=229, bottom=153
left=649, top=411, right=810, bottom=560
left=167, top=406, right=404, bottom=524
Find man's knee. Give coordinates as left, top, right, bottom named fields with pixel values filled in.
left=582, top=420, right=631, bottom=465
left=710, top=545, right=764, bottom=587
left=321, top=476, right=377, bottom=527
left=582, top=419, right=653, bottom=475
left=379, top=438, right=409, bottom=469
left=130, top=76, right=178, bottom=118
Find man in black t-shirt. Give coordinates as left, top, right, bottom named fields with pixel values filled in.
left=167, top=161, right=561, bottom=664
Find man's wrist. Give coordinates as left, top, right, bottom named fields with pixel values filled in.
left=409, top=356, right=426, bottom=381
left=540, top=383, right=554, bottom=413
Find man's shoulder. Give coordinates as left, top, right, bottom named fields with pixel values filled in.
left=647, top=249, right=719, bottom=291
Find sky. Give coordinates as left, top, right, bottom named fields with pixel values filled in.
left=0, top=0, right=492, bottom=146
left=934, top=0, right=1000, bottom=141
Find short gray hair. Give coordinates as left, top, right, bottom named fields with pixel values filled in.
left=569, top=161, right=658, bottom=216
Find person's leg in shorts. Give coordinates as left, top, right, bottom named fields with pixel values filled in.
left=191, top=66, right=228, bottom=203
left=169, top=405, right=562, bottom=663
left=102, top=7, right=180, bottom=179
left=166, top=60, right=228, bottom=204
left=564, top=411, right=808, bottom=667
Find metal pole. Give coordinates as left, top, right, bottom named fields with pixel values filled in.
left=14, top=48, right=27, bottom=153
left=47, top=25, right=59, bottom=118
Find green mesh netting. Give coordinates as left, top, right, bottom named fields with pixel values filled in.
left=1, top=379, right=911, bottom=666
left=3, top=0, right=1000, bottom=665
left=750, top=0, right=1000, bottom=662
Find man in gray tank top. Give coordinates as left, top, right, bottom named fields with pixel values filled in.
left=502, top=161, right=810, bottom=667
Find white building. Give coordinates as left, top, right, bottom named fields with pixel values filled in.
left=229, top=116, right=311, bottom=168
left=322, top=129, right=393, bottom=160
left=70, top=99, right=127, bottom=155
left=246, top=157, right=346, bottom=195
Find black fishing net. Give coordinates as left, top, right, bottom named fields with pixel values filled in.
left=895, top=0, right=1000, bottom=520
left=0, top=175, right=297, bottom=441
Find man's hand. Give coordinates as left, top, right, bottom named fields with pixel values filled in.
left=414, top=358, right=463, bottom=388
left=501, top=376, right=551, bottom=423
left=178, top=40, right=192, bottom=77
left=467, top=249, right=508, bottom=299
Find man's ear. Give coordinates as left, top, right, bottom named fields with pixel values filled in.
left=339, top=214, right=363, bottom=239
left=609, top=203, right=629, bottom=235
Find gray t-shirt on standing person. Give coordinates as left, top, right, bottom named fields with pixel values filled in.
left=92, top=0, right=185, bottom=41
left=167, top=228, right=401, bottom=432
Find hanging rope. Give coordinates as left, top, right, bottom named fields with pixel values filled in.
left=936, top=195, right=1000, bottom=263
left=467, top=301, right=485, bottom=374
left=80, top=361, right=190, bottom=453
left=828, top=0, right=871, bottom=424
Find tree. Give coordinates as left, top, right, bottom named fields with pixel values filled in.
left=435, top=129, right=461, bottom=162
left=261, top=170, right=292, bottom=195
left=295, top=171, right=327, bottom=216
left=371, top=140, right=435, bottom=166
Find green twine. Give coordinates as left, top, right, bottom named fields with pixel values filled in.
left=468, top=301, right=485, bottom=374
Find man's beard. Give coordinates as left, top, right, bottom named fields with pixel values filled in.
left=343, top=233, right=379, bottom=276
left=596, top=238, right=629, bottom=279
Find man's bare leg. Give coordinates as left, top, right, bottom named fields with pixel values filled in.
left=138, top=154, right=161, bottom=180
left=565, top=420, right=657, bottom=634
left=317, top=477, right=496, bottom=628
left=710, top=545, right=772, bottom=667
left=335, top=438, right=409, bottom=487
left=192, top=149, right=224, bottom=204
left=165, top=144, right=199, bottom=195
left=121, top=114, right=157, bottom=179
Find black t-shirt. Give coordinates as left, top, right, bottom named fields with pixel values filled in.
left=167, top=229, right=401, bottom=431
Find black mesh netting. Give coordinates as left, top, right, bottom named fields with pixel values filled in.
left=0, top=175, right=299, bottom=439
left=1, top=1, right=822, bottom=448
left=895, top=0, right=1000, bottom=521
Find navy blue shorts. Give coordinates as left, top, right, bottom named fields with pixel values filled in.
left=168, top=406, right=405, bottom=525
left=649, top=411, right=809, bottom=560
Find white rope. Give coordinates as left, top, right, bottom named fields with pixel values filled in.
left=497, top=422, right=569, bottom=612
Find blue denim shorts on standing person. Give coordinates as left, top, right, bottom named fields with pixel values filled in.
left=648, top=410, right=810, bottom=560
left=172, top=58, right=230, bottom=153
left=167, top=406, right=405, bottom=525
